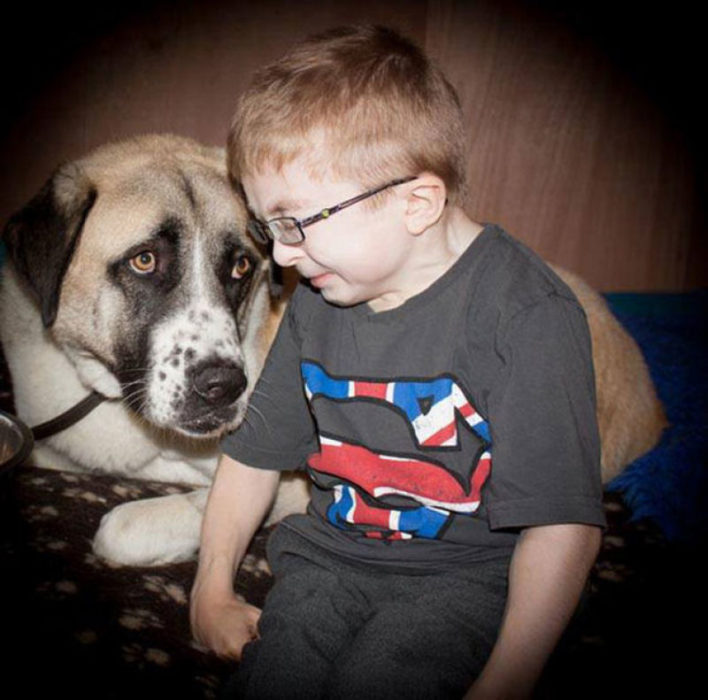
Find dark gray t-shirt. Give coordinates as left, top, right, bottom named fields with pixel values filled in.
left=222, top=225, right=606, bottom=572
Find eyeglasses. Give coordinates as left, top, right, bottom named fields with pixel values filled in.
left=247, top=176, right=417, bottom=245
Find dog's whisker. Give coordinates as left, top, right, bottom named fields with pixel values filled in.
left=250, top=387, right=275, bottom=401
left=244, top=402, right=273, bottom=433
left=123, top=384, right=148, bottom=397
left=119, top=367, right=152, bottom=376
left=121, top=379, right=147, bottom=391
left=122, top=387, right=149, bottom=413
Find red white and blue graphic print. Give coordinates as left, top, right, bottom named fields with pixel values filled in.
left=301, top=361, right=492, bottom=541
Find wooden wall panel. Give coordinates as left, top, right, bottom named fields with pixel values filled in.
left=1, top=0, right=704, bottom=291
left=425, top=0, right=703, bottom=291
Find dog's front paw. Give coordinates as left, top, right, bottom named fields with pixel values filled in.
left=92, top=490, right=207, bottom=566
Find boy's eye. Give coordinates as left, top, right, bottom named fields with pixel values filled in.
left=129, top=251, right=157, bottom=275
left=232, top=255, right=252, bottom=279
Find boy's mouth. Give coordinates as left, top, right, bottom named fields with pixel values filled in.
left=308, top=272, right=334, bottom=289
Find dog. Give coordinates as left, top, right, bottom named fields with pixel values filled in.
left=0, top=134, right=307, bottom=566
left=550, top=266, right=667, bottom=481
left=0, top=134, right=666, bottom=567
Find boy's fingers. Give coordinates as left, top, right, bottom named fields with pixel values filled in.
left=214, top=603, right=262, bottom=659
left=190, top=595, right=263, bottom=659
left=246, top=607, right=262, bottom=640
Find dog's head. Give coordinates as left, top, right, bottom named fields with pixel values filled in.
left=3, top=134, right=279, bottom=437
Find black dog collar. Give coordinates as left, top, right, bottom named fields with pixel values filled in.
left=31, top=391, right=106, bottom=440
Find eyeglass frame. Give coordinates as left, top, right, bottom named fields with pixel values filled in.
left=247, top=175, right=418, bottom=245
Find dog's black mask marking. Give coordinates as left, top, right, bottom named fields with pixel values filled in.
left=2, top=167, right=97, bottom=327
left=107, top=220, right=185, bottom=394
left=108, top=221, right=184, bottom=310
left=234, top=180, right=284, bottom=299
left=219, top=241, right=260, bottom=335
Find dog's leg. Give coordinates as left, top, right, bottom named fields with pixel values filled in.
left=92, top=473, right=309, bottom=567
left=93, top=488, right=209, bottom=566
left=30, top=443, right=94, bottom=474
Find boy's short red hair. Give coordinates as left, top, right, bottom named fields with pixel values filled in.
left=228, top=25, right=466, bottom=204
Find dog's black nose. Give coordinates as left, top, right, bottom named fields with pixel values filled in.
left=192, top=363, right=247, bottom=404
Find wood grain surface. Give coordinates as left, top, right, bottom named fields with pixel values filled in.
left=1, top=0, right=703, bottom=291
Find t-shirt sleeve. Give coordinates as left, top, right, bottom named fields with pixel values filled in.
left=220, top=287, right=318, bottom=471
left=484, top=294, right=606, bottom=530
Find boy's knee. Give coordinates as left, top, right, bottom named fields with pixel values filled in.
left=324, top=600, right=496, bottom=699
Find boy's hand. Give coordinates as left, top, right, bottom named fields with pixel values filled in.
left=190, top=585, right=261, bottom=660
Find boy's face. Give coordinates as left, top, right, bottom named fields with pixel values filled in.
left=242, top=157, right=419, bottom=311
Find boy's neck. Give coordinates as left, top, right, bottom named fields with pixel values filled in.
left=442, top=205, right=485, bottom=258
left=367, top=206, right=484, bottom=313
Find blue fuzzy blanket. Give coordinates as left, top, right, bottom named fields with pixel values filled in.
left=605, top=290, right=708, bottom=545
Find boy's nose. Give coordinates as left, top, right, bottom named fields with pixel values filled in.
left=272, top=238, right=304, bottom=268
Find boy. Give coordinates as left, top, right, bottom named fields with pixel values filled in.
left=191, top=25, right=605, bottom=699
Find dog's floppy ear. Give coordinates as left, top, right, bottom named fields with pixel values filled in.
left=2, top=163, right=97, bottom=327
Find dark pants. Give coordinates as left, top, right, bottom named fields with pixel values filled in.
left=222, top=526, right=510, bottom=700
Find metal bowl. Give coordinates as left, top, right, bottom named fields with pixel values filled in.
left=0, top=409, right=33, bottom=474
left=1, top=410, right=32, bottom=535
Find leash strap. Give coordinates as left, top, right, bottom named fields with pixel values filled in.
left=31, top=391, right=107, bottom=440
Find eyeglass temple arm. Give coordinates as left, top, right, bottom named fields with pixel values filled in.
left=300, top=176, right=417, bottom=227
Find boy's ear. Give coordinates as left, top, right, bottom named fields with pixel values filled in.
left=403, top=173, right=447, bottom=235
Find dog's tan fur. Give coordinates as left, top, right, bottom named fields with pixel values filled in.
left=0, top=134, right=665, bottom=566
left=554, top=267, right=667, bottom=481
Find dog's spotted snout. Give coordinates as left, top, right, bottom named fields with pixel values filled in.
left=192, top=362, right=247, bottom=405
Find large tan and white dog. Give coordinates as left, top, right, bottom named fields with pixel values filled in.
left=0, top=134, right=665, bottom=567
left=0, top=134, right=307, bottom=566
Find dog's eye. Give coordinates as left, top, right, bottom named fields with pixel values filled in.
left=129, top=251, right=157, bottom=275
left=232, top=255, right=252, bottom=279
